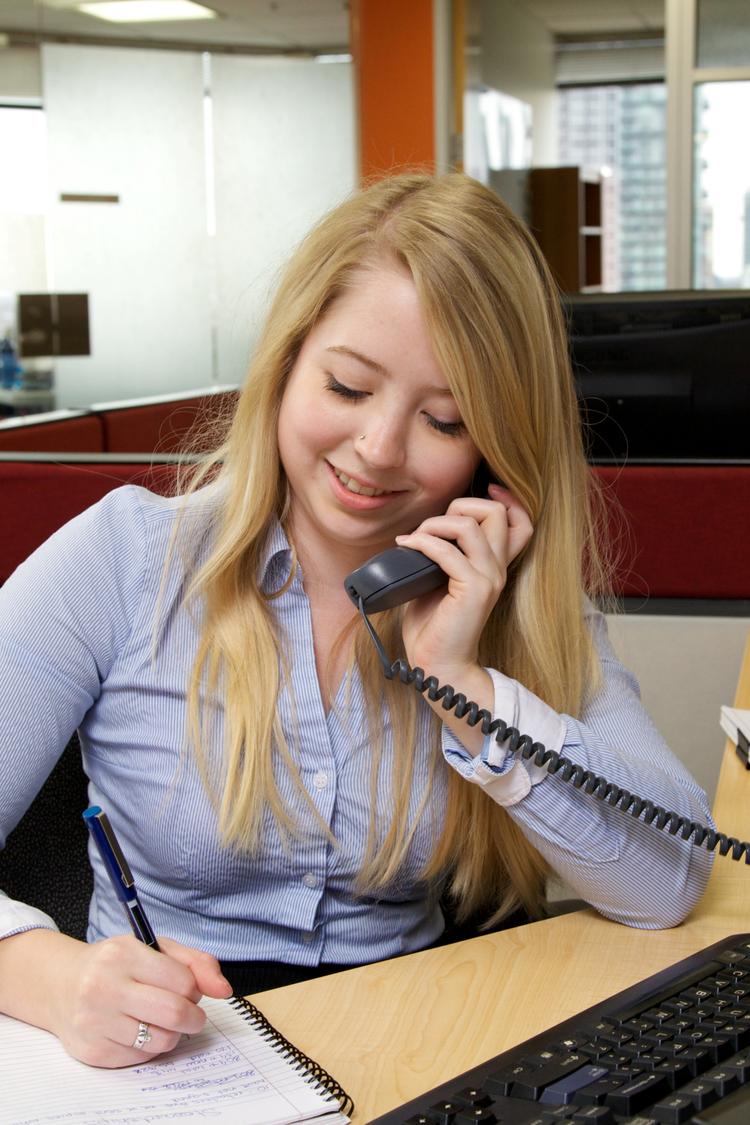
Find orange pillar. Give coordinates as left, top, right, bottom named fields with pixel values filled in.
left=350, top=0, right=436, bottom=182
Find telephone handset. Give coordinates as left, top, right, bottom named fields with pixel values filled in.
left=344, top=546, right=750, bottom=866
left=345, top=546, right=448, bottom=614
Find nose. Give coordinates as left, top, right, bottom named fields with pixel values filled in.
left=355, top=410, right=408, bottom=470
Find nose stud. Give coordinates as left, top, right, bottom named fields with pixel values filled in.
left=358, top=434, right=366, bottom=441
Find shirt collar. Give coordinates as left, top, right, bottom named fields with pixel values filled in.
left=259, top=520, right=295, bottom=594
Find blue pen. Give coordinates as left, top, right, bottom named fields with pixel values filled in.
left=83, top=805, right=161, bottom=950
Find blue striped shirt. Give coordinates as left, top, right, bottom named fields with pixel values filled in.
left=0, top=486, right=713, bottom=962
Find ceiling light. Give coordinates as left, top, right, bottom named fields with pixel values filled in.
left=77, top=1, right=217, bottom=23
left=314, top=53, right=352, bottom=64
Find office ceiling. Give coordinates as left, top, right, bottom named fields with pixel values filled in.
left=0, top=0, right=665, bottom=53
left=0, top=0, right=352, bottom=52
left=520, top=1, right=664, bottom=37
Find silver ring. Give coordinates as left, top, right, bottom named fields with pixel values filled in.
left=132, top=1020, right=152, bottom=1050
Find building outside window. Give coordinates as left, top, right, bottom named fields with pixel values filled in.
left=558, top=81, right=667, bottom=292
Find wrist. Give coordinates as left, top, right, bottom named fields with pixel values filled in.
left=422, top=665, right=494, bottom=758
left=0, top=928, right=86, bottom=1034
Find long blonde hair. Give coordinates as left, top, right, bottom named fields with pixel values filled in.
left=180, top=173, right=609, bottom=926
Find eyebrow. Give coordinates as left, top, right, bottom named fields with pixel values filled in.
left=326, top=345, right=387, bottom=374
left=325, top=345, right=454, bottom=397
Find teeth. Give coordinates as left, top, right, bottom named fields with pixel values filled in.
left=334, top=468, right=387, bottom=497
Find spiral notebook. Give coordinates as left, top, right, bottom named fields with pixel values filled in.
left=0, top=994, right=353, bottom=1125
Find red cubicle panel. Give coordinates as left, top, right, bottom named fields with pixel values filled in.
left=593, top=465, right=750, bottom=600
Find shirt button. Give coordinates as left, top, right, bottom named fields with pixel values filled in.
left=313, top=770, right=328, bottom=790
left=302, top=872, right=319, bottom=888
left=301, top=930, right=314, bottom=943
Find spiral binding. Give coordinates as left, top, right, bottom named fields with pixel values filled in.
left=229, top=995, right=355, bottom=1117
left=358, top=598, right=750, bottom=865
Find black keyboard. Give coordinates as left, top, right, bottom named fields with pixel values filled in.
left=369, top=933, right=750, bottom=1125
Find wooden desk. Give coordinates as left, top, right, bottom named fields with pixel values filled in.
left=254, top=633, right=750, bottom=1122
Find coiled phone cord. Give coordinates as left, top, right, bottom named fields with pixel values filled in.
left=358, top=598, right=750, bottom=864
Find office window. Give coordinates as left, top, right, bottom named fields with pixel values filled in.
left=0, top=106, right=49, bottom=310
left=0, top=106, right=47, bottom=214
left=696, top=0, right=750, bottom=67
left=558, top=83, right=667, bottom=291
left=693, top=81, right=750, bottom=288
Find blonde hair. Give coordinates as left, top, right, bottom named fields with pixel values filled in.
left=180, top=173, right=609, bottom=926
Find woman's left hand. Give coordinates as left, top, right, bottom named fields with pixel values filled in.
left=395, top=483, right=533, bottom=684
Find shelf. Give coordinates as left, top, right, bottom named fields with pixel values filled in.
left=529, top=166, right=604, bottom=292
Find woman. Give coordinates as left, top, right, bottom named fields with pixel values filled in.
left=0, top=173, right=712, bottom=1067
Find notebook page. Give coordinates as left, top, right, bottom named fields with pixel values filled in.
left=0, top=996, right=345, bottom=1125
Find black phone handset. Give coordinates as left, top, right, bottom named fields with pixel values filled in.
left=345, top=546, right=750, bottom=864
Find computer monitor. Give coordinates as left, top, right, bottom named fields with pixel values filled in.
left=566, top=290, right=750, bottom=461
left=17, top=293, right=90, bottom=358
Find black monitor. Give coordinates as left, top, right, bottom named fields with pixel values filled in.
left=17, top=293, right=90, bottom=358
left=565, top=290, right=750, bottom=462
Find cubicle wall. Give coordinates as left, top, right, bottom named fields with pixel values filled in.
left=0, top=386, right=238, bottom=455
left=1, top=392, right=747, bottom=803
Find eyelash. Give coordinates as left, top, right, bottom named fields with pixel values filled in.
left=324, top=375, right=465, bottom=438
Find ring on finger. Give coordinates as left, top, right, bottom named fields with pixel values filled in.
left=132, top=1020, right=152, bottom=1050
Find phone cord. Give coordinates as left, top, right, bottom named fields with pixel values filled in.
left=357, top=598, right=750, bottom=864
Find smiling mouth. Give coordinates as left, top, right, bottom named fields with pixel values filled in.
left=331, top=465, right=394, bottom=497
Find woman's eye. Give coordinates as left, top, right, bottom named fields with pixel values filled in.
left=325, top=374, right=367, bottom=400
left=425, top=414, right=465, bottom=437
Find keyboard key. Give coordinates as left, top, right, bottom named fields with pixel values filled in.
left=575, top=1079, right=624, bottom=1106
left=722, top=1019, right=750, bottom=1050
left=650, top=1093, right=697, bottom=1123
left=538, top=1065, right=610, bottom=1105
left=485, top=1096, right=549, bottom=1124
left=453, top=1088, right=492, bottom=1109
left=641, top=1030, right=675, bottom=1050
left=593, top=1028, right=633, bottom=1048
left=596, top=1050, right=636, bottom=1071
left=703, top=1065, right=741, bottom=1097
left=624, top=1017, right=657, bottom=1034
left=511, top=1056, right=599, bottom=1101
left=555, top=1035, right=593, bottom=1053
left=428, top=1100, right=461, bottom=1124
left=671, top=1045, right=711, bottom=1075
left=726, top=1049, right=750, bottom=1081
left=643, top=1008, right=673, bottom=1025
left=680, top=1080, right=719, bottom=1110
left=484, top=1065, right=538, bottom=1097
left=717, top=951, right=750, bottom=966
left=651, top=1058, right=693, bottom=1089
left=695, top=1034, right=734, bottom=1064
left=683, top=987, right=716, bottom=1004
left=453, top=1110, right=497, bottom=1124
left=691, top=1080, right=750, bottom=1121
left=605, top=1072, right=671, bottom=1115
left=570, top=1109, right=615, bottom=1122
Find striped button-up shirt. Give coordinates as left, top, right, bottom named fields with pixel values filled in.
left=0, top=487, right=713, bottom=963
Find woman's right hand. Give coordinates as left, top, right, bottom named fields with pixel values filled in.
left=0, top=928, right=233, bottom=1068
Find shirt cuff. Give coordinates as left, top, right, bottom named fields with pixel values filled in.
left=442, top=668, right=566, bottom=806
left=0, top=891, right=59, bottom=941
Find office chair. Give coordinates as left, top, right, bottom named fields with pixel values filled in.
left=0, top=734, right=92, bottom=940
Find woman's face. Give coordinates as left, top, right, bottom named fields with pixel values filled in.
left=277, top=261, right=481, bottom=566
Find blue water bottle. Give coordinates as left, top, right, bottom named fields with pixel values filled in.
left=0, top=335, right=21, bottom=389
